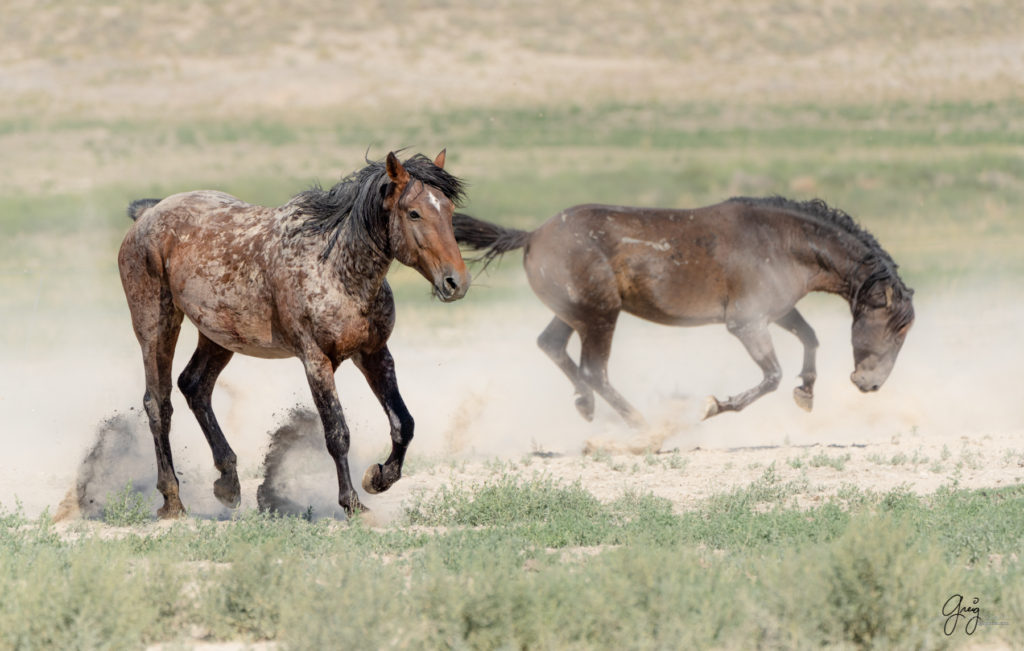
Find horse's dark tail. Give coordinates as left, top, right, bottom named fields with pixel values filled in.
left=452, top=212, right=531, bottom=268
left=127, top=198, right=161, bottom=221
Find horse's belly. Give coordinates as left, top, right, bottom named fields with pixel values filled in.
left=194, top=319, right=292, bottom=359
left=619, top=271, right=727, bottom=326
left=622, top=296, right=724, bottom=327
left=173, top=274, right=291, bottom=358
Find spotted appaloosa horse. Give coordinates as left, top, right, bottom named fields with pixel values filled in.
left=119, top=151, right=469, bottom=518
left=453, top=196, right=914, bottom=426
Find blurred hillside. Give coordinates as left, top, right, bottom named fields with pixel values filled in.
left=1, top=0, right=1022, bottom=325
left=3, top=0, right=1022, bottom=121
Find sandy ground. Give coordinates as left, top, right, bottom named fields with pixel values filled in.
left=3, top=279, right=1021, bottom=523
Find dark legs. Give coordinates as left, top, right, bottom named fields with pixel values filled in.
left=774, top=308, right=819, bottom=411
left=303, top=352, right=365, bottom=516
left=131, top=285, right=186, bottom=518
left=537, top=314, right=646, bottom=428
left=177, top=333, right=240, bottom=508
left=537, top=305, right=818, bottom=423
left=703, top=320, right=782, bottom=419
left=353, top=347, right=414, bottom=495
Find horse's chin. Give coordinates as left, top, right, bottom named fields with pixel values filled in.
left=434, top=286, right=466, bottom=303
left=432, top=278, right=469, bottom=302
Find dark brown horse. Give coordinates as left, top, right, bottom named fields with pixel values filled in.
left=119, top=151, right=469, bottom=518
left=453, top=196, right=914, bottom=426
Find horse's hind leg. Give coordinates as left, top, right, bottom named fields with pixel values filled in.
left=774, top=308, right=818, bottom=412
left=126, top=281, right=186, bottom=518
left=177, top=333, right=240, bottom=508
left=704, top=321, right=782, bottom=419
left=577, top=312, right=646, bottom=428
left=537, top=316, right=596, bottom=421
left=302, top=351, right=365, bottom=516
left=353, top=346, right=413, bottom=495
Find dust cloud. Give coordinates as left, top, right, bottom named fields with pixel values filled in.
left=2, top=278, right=1022, bottom=521
left=53, top=412, right=155, bottom=521
left=255, top=406, right=346, bottom=520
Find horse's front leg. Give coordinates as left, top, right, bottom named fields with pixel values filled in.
left=704, top=321, right=782, bottom=419
left=353, top=347, right=413, bottom=495
left=303, top=353, right=365, bottom=516
left=774, top=308, right=819, bottom=412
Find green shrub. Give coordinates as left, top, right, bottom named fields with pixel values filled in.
left=101, top=481, right=154, bottom=526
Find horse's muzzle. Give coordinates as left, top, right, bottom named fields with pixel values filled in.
left=434, top=269, right=470, bottom=302
left=850, top=371, right=882, bottom=393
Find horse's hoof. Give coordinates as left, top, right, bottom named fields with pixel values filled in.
left=214, top=472, right=241, bottom=508
left=157, top=499, right=185, bottom=520
left=575, top=394, right=595, bottom=422
left=701, top=397, right=721, bottom=421
left=793, top=387, right=814, bottom=412
left=362, top=463, right=386, bottom=494
left=342, top=495, right=369, bottom=518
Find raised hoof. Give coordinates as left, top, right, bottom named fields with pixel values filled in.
left=701, top=396, right=721, bottom=421
left=793, top=386, right=814, bottom=412
left=362, top=463, right=386, bottom=495
left=575, top=394, right=595, bottom=422
left=214, top=472, right=241, bottom=508
left=157, top=498, right=185, bottom=520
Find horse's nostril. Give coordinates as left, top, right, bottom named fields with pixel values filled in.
left=445, top=276, right=459, bottom=292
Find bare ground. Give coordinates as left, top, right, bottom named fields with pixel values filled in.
left=28, top=287, right=1024, bottom=525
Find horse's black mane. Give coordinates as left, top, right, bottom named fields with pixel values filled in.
left=731, top=196, right=913, bottom=327
left=293, top=154, right=465, bottom=260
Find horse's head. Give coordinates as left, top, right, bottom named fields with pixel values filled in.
left=850, top=283, right=914, bottom=392
left=382, top=150, right=470, bottom=302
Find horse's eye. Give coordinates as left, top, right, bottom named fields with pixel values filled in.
left=408, top=210, right=422, bottom=221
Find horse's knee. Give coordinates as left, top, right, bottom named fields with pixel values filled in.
left=176, top=373, right=201, bottom=409
left=537, top=331, right=562, bottom=358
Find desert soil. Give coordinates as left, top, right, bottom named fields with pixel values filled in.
left=27, top=287, right=1024, bottom=525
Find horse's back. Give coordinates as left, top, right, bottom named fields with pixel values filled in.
left=524, top=202, right=805, bottom=326
left=118, top=189, right=292, bottom=355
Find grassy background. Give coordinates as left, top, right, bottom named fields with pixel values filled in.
left=3, top=476, right=1021, bottom=648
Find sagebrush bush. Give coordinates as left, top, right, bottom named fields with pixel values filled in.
left=101, top=480, right=153, bottom=526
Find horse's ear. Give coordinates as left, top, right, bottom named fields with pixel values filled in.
left=385, top=152, right=410, bottom=189
left=434, top=148, right=446, bottom=170
left=885, top=285, right=894, bottom=307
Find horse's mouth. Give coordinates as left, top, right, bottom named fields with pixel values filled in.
left=850, top=372, right=882, bottom=393
left=433, top=271, right=469, bottom=302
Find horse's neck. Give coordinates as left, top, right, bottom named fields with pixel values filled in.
left=332, top=223, right=393, bottom=304
left=800, top=224, right=873, bottom=302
